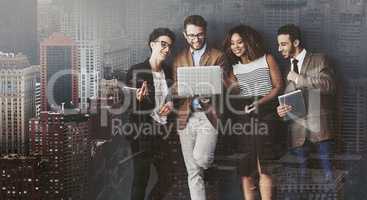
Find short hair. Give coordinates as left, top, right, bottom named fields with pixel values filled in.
left=277, top=24, right=303, bottom=48
left=184, top=15, right=207, bottom=30
left=148, top=27, right=176, bottom=50
left=223, top=25, right=266, bottom=65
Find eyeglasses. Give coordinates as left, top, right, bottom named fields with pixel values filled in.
left=154, top=40, right=172, bottom=49
left=185, top=32, right=205, bottom=40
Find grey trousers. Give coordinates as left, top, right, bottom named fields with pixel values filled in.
left=178, top=112, right=218, bottom=200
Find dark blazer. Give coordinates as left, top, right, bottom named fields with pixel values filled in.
left=284, top=51, right=336, bottom=147
left=172, top=46, right=225, bottom=130
left=126, top=59, right=173, bottom=124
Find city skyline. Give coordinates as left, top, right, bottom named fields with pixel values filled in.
left=0, top=0, right=366, bottom=199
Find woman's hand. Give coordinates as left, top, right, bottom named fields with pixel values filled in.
left=159, top=101, right=173, bottom=116
left=244, top=100, right=258, bottom=114
left=136, top=81, right=149, bottom=102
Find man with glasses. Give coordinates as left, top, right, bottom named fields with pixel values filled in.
left=172, top=15, right=224, bottom=200
left=126, top=27, right=176, bottom=200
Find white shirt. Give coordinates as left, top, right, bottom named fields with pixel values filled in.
left=191, top=43, right=207, bottom=66
left=291, top=48, right=307, bottom=73
left=191, top=43, right=207, bottom=110
left=151, top=70, right=168, bottom=124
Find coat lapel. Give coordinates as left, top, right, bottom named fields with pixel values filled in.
left=300, top=52, right=311, bottom=75
left=200, top=51, right=210, bottom=65
left=186, top=48, right=194, bottom=66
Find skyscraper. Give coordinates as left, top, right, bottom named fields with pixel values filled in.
left=102, top=36, right=131, bottom=78
left=63, top=113, right=91, bottom=200
left=300, top=0, right=331, bottom=52
left=0, top=53, right=39, bottom=155
left=29, top=111, right=91, bottom=200
left=341, top=79, right=367, bottom=154
left=88, top=78, right=123, bottom=140
left=262, top=0, right=303, bottom=52
left=35, top=82, right=41, bottom=117
left=29, top=111, right=66, bottom=199
left=37, top=0, right=62, bottom=42
left=40, top=32, right=79, bottom=111
left=327, top=0, right=367, bottom=155
left=330, top=0, right=365, bottom=77
left=0, top=0, right=38, bottom=64
left=0, top=154, right=43, bottom=200
left=59, top=0, right=103, bottom=111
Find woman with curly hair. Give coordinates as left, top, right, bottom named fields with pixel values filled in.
left=223, top=25, right=283, bottom=200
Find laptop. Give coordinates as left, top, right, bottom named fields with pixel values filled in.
left=177, top=66, right=222, bottom=97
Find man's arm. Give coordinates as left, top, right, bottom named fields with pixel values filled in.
left=293, top=55, right=335, bottom=95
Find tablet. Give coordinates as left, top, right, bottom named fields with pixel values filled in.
left=278, top=89, right=307, bottom=120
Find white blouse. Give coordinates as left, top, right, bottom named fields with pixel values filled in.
left=151, top=70, right=168, bottom=124
left=232, top=55, right=272, bottom=97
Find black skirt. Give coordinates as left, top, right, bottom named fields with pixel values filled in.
left=226, top=97, right=284, bottom=176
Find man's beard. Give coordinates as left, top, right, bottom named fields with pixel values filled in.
left=190, top=39, right=206, bottom=50
left=289, top=45, right=297, bottom=58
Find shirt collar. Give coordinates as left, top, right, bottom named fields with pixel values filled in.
left=291, top=48, right=306, bottom=64
left=191, top=43, right=207, bottom=66
left=291, top=48, right=307, bottom=70
left=190, top=43, right=207, bottom=55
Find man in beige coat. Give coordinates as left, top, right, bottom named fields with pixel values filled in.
left=276, top=24, right=336, bottom=180
left=172, top=15, right=224, bottom=200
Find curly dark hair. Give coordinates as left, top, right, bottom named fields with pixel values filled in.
left=223, top=25, right=266, bottom=66
left=148, top=27, right=176, bottom=51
